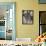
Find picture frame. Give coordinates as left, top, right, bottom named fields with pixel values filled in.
left=22, top=10, right=33, bottom=24
left=39, top=0, right=46, bottom=4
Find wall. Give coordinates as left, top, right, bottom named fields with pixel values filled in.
left=0, top=0, right=46, bottom=40
left=16, top=0, right=39, bottom=40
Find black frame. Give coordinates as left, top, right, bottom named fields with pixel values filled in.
left=22, top=10, right=34, bottom=25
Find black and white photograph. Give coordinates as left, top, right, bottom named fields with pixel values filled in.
left=22, top=10, right=33, bottom=24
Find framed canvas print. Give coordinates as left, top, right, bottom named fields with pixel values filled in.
left=39, top=0, right=46, bottom=4
left=0, top=2, right=16, bottom=40
left=22, top=10, right=33, bottom=24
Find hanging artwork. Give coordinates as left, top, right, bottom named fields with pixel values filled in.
left=22, top=10, right=33, bottom=24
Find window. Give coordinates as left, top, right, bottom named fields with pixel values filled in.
left=0, top=2, right=16, bottom=40
left=39, top=0, right=46, bottom=4
left=39, top=11, right=46, bottom=35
